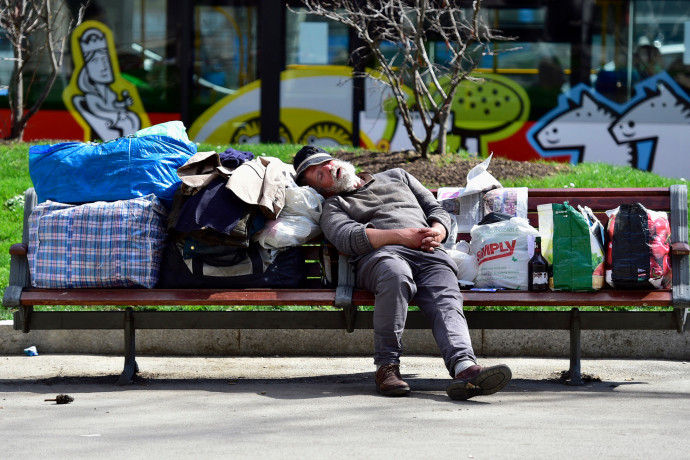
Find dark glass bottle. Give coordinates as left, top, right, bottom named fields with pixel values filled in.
left=528, top=237, right=549, bottom=291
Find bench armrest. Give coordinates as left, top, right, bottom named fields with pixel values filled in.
left=2, top=188, right=36, bottom=309
left=10, top=243, right=28, bottom=256
left=671, top=242, right=690, bottom=255
left=670, top=184, right=689, bottom=314
left=335, top=252, right=357, bottom=333
left=2, top=245, right=31, bottom=308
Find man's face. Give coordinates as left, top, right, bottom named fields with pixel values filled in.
left=301, top=159, right=359, bottom=196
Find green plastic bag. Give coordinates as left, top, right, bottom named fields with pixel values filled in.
left=538, top=202, right=604, bottom=291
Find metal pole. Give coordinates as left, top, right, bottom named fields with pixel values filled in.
left=568, top=307, right=584, bottom=386
left=118, top=307, right=139, bottom=385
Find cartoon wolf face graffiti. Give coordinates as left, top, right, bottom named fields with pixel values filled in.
left=609, top=81, right=690, bottom=176
left=528, top=72, right=690, bottom=178
left=532, top=90, right=632, bottom=166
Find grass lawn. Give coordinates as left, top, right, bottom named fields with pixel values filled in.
left=1, top=141, right=687, bottom=320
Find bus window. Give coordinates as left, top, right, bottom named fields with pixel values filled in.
left=192, top=3, right=258, bottom=118
left=286, top=9, right=350, bottom=66
left=592, top=0, right=690, bottom=102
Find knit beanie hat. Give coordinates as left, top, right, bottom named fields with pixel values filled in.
left=293, top=146, right=334, bottom=183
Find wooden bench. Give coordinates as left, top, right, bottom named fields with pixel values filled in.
left=3, top=185, right=689, bottom=385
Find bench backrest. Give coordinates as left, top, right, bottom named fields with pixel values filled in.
left=12, top=185, right=689, bottom=292
left=304, top=186, right=688, bottom=289
left=301, top=243, right=324, bottom=288
left=436, top=187, right=678, bottom=242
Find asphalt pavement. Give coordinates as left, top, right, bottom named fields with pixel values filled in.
left=1, top=354, right=689, bottom=459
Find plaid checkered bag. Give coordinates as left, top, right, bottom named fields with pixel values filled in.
left=28, top=194, right=168, bottom=288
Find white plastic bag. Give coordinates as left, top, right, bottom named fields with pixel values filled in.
left=135, top=120, right=191, bottom=143
left=281, top=185, right=324, bottom=221
left=465, top=153, right=502, bottom=194
left=470, top=217, right=539, bottom=290
left=253, top=185, right=324, bottom=249
left=438, top=153, right=503, bottom=232
left=442, top=214, right=459, bottom=248
left=447, top=241, right=478, bottom=287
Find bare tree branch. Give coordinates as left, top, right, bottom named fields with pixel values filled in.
left=296, top=0, right=514, bottom=157
left=0, top=0, right=89, bottom=140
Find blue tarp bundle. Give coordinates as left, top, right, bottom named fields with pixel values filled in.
left=29, top=134, right=196, bottom=205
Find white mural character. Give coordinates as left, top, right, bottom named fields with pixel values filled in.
left=533, top=91, right=631, bottom=166
left=73, top=27, right=141, bottom=139
left=609, top=81, right=690, bottom=177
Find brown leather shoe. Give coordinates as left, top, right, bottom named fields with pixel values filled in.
left=446, top=364, right=512, bottom=401
left=375, top=364, right=411, bottom=396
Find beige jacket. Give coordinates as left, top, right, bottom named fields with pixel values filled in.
left=177, top=151, right=294, bottom=219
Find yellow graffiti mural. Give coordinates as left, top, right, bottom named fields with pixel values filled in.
left=189, top=65, right=529, bottom=155
left=63, top=21, right=150, bottom=141
left=189, top=66, right=371, bottom=148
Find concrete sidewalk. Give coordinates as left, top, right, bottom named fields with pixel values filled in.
left=1, top=354, right=689, bottom=459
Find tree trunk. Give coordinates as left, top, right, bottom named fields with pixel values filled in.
left=435, top=124, right=447, bottom=155
left=8, top=40, right=24, bottom=141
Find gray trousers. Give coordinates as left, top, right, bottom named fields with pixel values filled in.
left=356, top=245, right=476, bottom=377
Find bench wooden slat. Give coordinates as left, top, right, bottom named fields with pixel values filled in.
left=19, top=287, right=673, bottom=308
left=455, top=212, right=607, bottom=239
left=16, top=289, right=673, bottom=307
left=18, top=288, right=337, bottom=306
left=519, top=213, right=612, bottom=228
left=525, top=187, right=670, bottom=197
left=431, top=187, right=672, bottom=211
left=527, top=195, right=670, bottom=211
left=303, top=279, right=324, bottom=289
left=463, top=289, right=674, bottom=306
left=300, top=245, right=321, bottom=260
left=430, top=187, right=671, bottom=196
left=352, top=289, right=674, bottom=307
left=305, top=263, right=322, bottom=277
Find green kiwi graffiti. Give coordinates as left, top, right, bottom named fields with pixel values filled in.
left=439, top=73, right=529, bottom=154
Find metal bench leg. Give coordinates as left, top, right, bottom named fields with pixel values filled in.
left=674, top=308, right=687, bottom=333
left=118, top=307, right=139, bottom=385
left=19, top=305, right=34, bottom=333
left=335, top=254, right=357, bottom=333
left=568, top=308, right=584, bottom=386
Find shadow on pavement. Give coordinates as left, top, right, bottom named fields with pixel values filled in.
left=1, top=372, right=671, bottom=401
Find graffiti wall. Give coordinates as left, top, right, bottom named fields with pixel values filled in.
left=528, top=72, right=690, bottom=179
left=189, top=66, right=531, bottom=155
left=12, top=58, right=689, bottom=180
left=190, top=66, right=688, bottom=179
left=4, top=0, right=689, bottom=181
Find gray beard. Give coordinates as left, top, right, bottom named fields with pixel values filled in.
left=322, top=160, right=359, bottom=195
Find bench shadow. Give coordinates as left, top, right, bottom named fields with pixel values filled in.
left=2, top=373, right=675, bottom=404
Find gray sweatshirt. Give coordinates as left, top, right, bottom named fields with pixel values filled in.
left=319, top=168, right=452, bottom=258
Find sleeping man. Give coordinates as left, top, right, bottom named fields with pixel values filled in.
left=293, top=145, right=512, bottom=400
